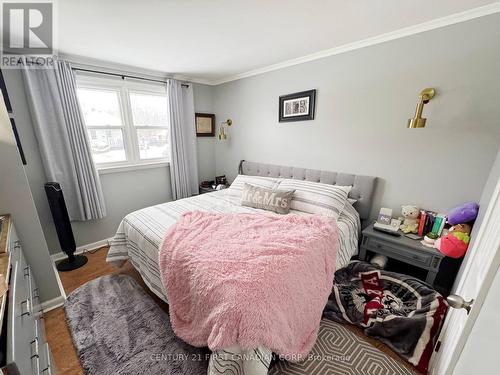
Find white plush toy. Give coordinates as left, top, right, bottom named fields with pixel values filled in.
left=400, top=205, right=420, bottom=234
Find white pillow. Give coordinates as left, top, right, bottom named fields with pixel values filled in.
left=276, top=179, right=352, bottom=219
left=226, top=175, right=280, bottom=197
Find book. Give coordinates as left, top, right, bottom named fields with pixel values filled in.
left=424, top=211, right=437, bottom=235
left=431, top=215, right=442, bottom=234
left=431, top=214, right=447, bottom=235
left=417, top=210, right=427, bottom=236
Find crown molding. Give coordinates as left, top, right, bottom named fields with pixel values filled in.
left=210, top=2, right=500, bottom=86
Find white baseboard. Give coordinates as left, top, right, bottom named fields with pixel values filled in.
left=41, top=296, right=66, bottom=313
left=51, top=238, right=112, bottom=262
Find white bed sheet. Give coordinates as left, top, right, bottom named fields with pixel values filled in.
left=106, top=189, right=360, bottom=303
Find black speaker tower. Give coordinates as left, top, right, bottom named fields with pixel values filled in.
left=44, top=182, right=88, bottom=271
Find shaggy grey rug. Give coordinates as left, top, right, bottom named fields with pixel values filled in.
left=65, top=274, right=209, bottom=375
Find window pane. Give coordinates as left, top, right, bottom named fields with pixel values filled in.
left=87, top=129, right=126, bottom=164
left=137, top=128, right=169, bottom=159
left=129, top=92, right=168, bottom=126
left=78, top=88, right=122, bottom=126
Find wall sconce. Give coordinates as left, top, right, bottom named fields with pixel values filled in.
left=407, top=88, right=436, bottom=129
left=218, top=119, right=232, bottom=140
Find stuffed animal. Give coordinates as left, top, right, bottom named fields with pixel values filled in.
left=434, top=223, right=471, bottom=258
left=447, top=202, right=479, bottom=225
left=400, top=205, right=420, bottom=234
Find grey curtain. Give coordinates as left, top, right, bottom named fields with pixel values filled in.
left=167, top=79, right=199, bottom=200
left=23, top=60, right=106, bottom=221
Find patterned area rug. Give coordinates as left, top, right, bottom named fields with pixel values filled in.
left=269, top=319, right=416, bottom=375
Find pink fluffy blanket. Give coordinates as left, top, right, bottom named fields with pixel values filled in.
left=159, top=211, right=339, bottom=358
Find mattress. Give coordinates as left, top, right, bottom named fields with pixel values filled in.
left=106, top=189, right=361, bottom=302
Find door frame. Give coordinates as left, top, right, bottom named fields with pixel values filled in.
left=429, top=178, right=500, bottom=374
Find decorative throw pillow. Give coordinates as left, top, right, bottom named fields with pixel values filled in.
left=241, top=183, right=295, bottom=214
left=226, top=175, right=280, bottom=197
left=276, top=179, right=352, bottom=219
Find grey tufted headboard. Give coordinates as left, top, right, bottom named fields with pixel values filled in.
left=238, top=160, right=377, bottom=221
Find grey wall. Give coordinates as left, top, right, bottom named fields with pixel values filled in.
left=213, top=13, right=500, bottom=219
left=70, top=167, right=172, bottom=247
left=475, top=149, right=500, bottom=227
left=0, top=95, right=61, bottom=302
left=3, top=68, right=215, bottom=254
left=194, top=83, right=216, bottom=181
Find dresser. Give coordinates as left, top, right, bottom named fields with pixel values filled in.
left=0, top=214, right=56, bottom=374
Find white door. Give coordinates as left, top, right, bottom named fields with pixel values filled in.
left=429, top=178, right=500, bottom=375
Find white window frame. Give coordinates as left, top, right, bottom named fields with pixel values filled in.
left=76, top=73, right=170, bottom=172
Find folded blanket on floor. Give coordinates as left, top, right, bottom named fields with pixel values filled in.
left=323, top=261, right=448, bottom=373
left=159, top=211, right=339, bottom=359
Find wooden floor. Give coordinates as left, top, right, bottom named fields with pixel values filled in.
left=44, top=247, right=420, bottom=374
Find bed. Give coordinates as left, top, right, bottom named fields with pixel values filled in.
left=106, top=160, right=377, bottom=374
left=107, top=161, right=376, bottom=300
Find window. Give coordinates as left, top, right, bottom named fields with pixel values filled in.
left=76, top=74, right=169, bottom=169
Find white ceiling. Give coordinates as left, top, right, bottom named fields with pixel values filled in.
left=57, top=0, right=500, bottom=84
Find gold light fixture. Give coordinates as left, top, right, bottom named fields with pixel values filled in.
left=218, top=119, right=232, bottom=140
left=407, top=88, right=436, bottom=129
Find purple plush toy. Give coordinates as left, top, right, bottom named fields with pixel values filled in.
left=447, top=202, right=479, bottom=225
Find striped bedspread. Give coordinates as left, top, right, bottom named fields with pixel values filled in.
left=106, top=189, right=360, bottom=303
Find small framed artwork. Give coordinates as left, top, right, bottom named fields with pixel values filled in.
left=279, top=89, right=316, bottom=122
left=195, top=113, right=215, bottom=136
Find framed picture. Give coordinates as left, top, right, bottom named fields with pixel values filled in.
left=195, top=113, right=215, bottom=136
left=279, top=89, right=316, bottom=122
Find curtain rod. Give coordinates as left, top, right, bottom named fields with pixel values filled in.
left=72, top=67, right=189, bottom=87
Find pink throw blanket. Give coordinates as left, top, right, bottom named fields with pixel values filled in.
left=159, top=211, right=339, bottom=358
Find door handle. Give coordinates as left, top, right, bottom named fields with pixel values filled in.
left=447, top=294, right=474, bottom=314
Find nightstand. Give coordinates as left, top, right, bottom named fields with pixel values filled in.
left=199, top=186, right=217, bottom=194
left=359, top=223, right=445, bottom=285
left=199, top=185, right=228, bottom=194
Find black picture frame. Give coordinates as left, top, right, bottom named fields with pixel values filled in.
left=195, top=113, right=215, bottom=137
left=279, top=89, right=316, bottom=122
